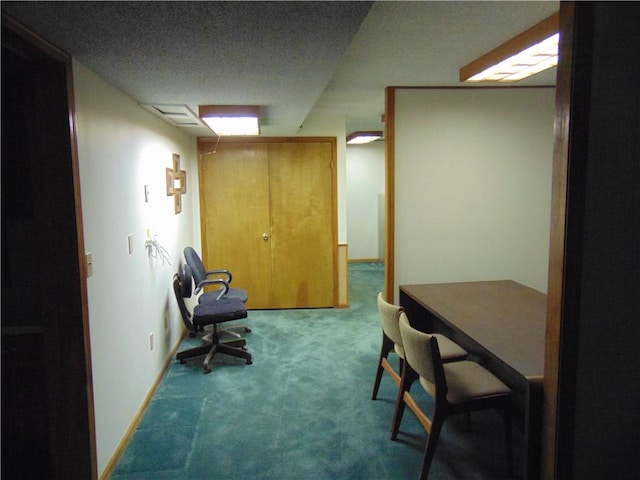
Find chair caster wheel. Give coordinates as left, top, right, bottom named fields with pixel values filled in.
left=246, top=358, right=253, bottom=365
left=244, top=327, right=252, bottom=333
left=179, top=359, right=186, bottom=364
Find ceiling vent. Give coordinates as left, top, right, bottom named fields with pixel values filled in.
left=140, top=104, right=203, bottom=128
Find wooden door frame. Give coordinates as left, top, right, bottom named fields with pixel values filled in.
left=1, top=13, right=97, bottom=479
left=198, top=136, right=339, bottom=307
left=540, top=3, right=577, bottom=476
left=542, top=3, right=639, bottom=478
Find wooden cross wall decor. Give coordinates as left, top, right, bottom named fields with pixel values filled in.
left=166, top=153, right=187, bottom=214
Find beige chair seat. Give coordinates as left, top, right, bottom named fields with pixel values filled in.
left=421, top=360, right=510, bottom=404
left=432, top=334, right=468, bottom=363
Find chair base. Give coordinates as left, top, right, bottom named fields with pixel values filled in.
left=177, top=336, right=252, bottom=374
left=221, top=325, right=252, bottom=339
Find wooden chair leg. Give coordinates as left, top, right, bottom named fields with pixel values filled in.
left=391, top=366, right=418, bottom=438
left=419, top=415, right=444, bottom=480
left=371, top=361, right=386, bottom=400
left=372, top=334, right=394, bottom=400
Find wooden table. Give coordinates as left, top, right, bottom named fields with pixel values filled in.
left=399, top=280, right=546, bottom=480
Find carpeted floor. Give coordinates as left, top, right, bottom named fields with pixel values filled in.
left=110, top=263, right=516, bottom=479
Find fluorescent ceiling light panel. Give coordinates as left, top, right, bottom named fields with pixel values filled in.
left=201, top=116, right=260, bottom=136
left=465, top=34, right=559, bottom=82
left=199, top=105, right=260, bottom=135
left=460, top=12, right=559, bottom=83
left=346, top=131, right=383, bottom=144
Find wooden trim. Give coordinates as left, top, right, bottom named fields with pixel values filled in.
left=1, top=12, right=70, bottom=61
left=198, top=104, right=260, bottom=117
left=66, top=48, right=99, bottom=480
left=99, top=332, right=187, bottom=480
left=390, top=85, right=555, bottom=91
left=198, top=136, right=336, bottom=145
left=348, top=258, right=383, bottom=264
left=541, top=5, right=573, bottom=476
left=196, top=145, right=208, bottom=266
left=543, top=3, right=598, bottom=479
left=330, top=137, right=339, bottom=307
left=337, top=244, right=349, bottom=307
left=384, top=87, right=396, bottom=303
left=459, top=12, right=560, bottom=81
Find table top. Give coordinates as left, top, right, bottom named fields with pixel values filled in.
left=400, top=280, right=546, bottom=380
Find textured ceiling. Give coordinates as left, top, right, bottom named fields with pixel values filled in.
left=2, top=1, right=559, bottom=137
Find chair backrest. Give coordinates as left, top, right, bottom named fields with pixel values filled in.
left=398, top=312, right=447, bottom=399
left=377, top=292, right=404, bottom=347
left=173, top=263, right=195, bottom=332
left=184, top=246, right=207, bottom=287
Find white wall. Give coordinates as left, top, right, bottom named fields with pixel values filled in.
left=394, top=88, right=555, bottom=297
left=346, top=141, right=385, bottom=260
left=73, top=60, right=197, bottom=476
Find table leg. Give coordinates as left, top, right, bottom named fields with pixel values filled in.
left=523, top=381, right=543, bottom=480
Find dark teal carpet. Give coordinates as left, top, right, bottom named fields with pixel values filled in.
left=110, top=263, right=517, bottom=479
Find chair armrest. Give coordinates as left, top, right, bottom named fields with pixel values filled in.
left=205, top=269, right=232, bottom=283
left=194, top=278, right=230, bottom=299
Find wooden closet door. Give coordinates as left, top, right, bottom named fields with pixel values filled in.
left=200, top=143, right=272, bottom=308
left=199, top=138, right=336, bottom=309
left=268, top=142, right=336, bottom=308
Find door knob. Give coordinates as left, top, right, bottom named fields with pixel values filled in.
left=262, top=232, right=269, bottom=241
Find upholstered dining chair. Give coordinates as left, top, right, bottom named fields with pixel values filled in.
left=392, top=313, right=513, bottom=479
left=372, top=292, right=468, bottom=401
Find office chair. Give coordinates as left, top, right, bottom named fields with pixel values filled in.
left=184, top=246, right=251, bottom=338
left=392, top=313, right=513, bottom=479
left=184, top=246, right=248, bottom=302
left=372, top=292, right=467, bottom=401
left=173, top=263, right=252, bottom=373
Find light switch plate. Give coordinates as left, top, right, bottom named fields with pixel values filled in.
left=86, top=252, right=93, bottom=277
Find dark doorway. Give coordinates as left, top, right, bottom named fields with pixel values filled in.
left=1, top=15, right=96, bottom=479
